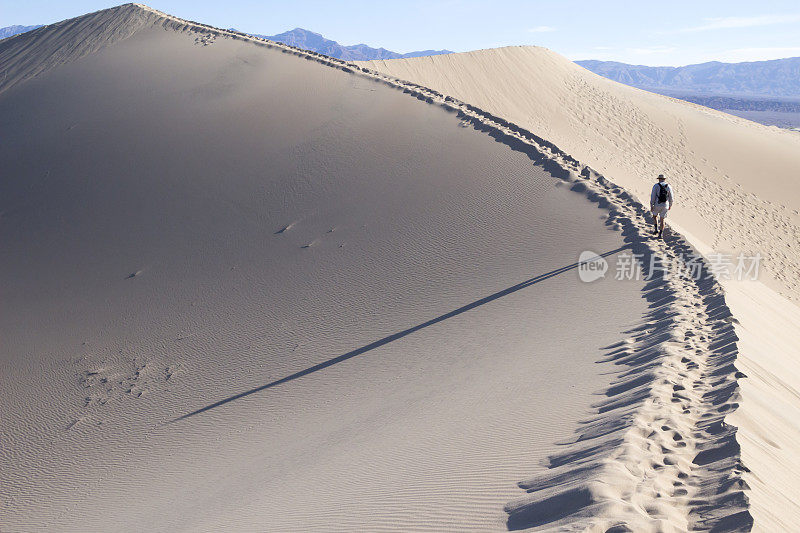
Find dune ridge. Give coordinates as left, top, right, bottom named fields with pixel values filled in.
left=361, top=48, right=800, bottom=530
left=0, top=4, right=753, bottom=530
left=359, top=49, right=800, bottom=301
left=506, top=172, right=750, bottom=530
left=353, top=45, right=750, bottom=531
left=164, top=10, right=751, bottom=528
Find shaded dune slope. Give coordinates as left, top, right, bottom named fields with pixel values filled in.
left=1, top=5, right=640, bottom=531
left=1, top=5, right=751, bottom=531
left=0, top=4, right=162, bottom=94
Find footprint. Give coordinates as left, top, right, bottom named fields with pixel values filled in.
left=274, top=222, right=296, bottom=234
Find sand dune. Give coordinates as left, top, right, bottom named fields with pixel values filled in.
left=0, top=5, right=647, bottom=531
left=360, top=48, right=800, bottom=299
left=0, top=4, right=786, bottom=531
left=360, top=48, right=800, bottom=530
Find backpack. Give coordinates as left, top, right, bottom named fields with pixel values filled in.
left=657, top=183, right=669, bottom=203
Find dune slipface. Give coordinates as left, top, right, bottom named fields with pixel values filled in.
left=0, top=5, right=650, bottom=532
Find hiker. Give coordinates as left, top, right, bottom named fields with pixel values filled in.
left=650, top=174, right=674, bottom=238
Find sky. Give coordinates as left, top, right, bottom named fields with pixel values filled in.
left=3, top=0, right=800, bottom=66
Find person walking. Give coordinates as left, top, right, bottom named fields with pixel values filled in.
left=650, top=174, right=674, bottom=238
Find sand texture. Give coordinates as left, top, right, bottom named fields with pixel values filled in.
left=0, top=4, right=786, bottom=531
left=360, top=48, right=800, bottom=300
left=361, top=47, right=800, bottom=531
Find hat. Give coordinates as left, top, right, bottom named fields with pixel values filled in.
left=657, top=174, right=666, bottom=181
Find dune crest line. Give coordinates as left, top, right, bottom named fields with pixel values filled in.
left=504, top=171, right=751, bottom=531
left=1, top=5, right=751, bottom=529
left=136, top=6, right=749, bottom=529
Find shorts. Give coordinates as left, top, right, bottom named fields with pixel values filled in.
left=651, top=203, right=669, bottom=218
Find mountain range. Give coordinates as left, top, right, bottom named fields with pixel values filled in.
left=576, top=58, right=800, bottom=100
left=0, top=24, right=42, bottom=39
left=250, top=27, right=452, bottom=61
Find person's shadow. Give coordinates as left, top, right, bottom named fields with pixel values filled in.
left=171, top=246, right=627, bottom=423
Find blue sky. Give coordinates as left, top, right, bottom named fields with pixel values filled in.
left=4, top=0, right=800, bottom=65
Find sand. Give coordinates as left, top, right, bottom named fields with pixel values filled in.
left=359, top=48, right=800, bottom=299
left=0, top=4, right=789, bottom=531
left=1, top=6, right=649, bottom=531
left=360, top=47, right=800, bottom=530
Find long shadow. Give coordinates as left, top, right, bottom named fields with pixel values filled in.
left=171, top=246, right=628, bottom=423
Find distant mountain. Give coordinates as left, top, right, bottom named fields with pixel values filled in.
left=0, top=25, right=42, bottom=40
left=576, top=58, right=800, bottom=99
left=250, top=28, right=452, bottom=61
